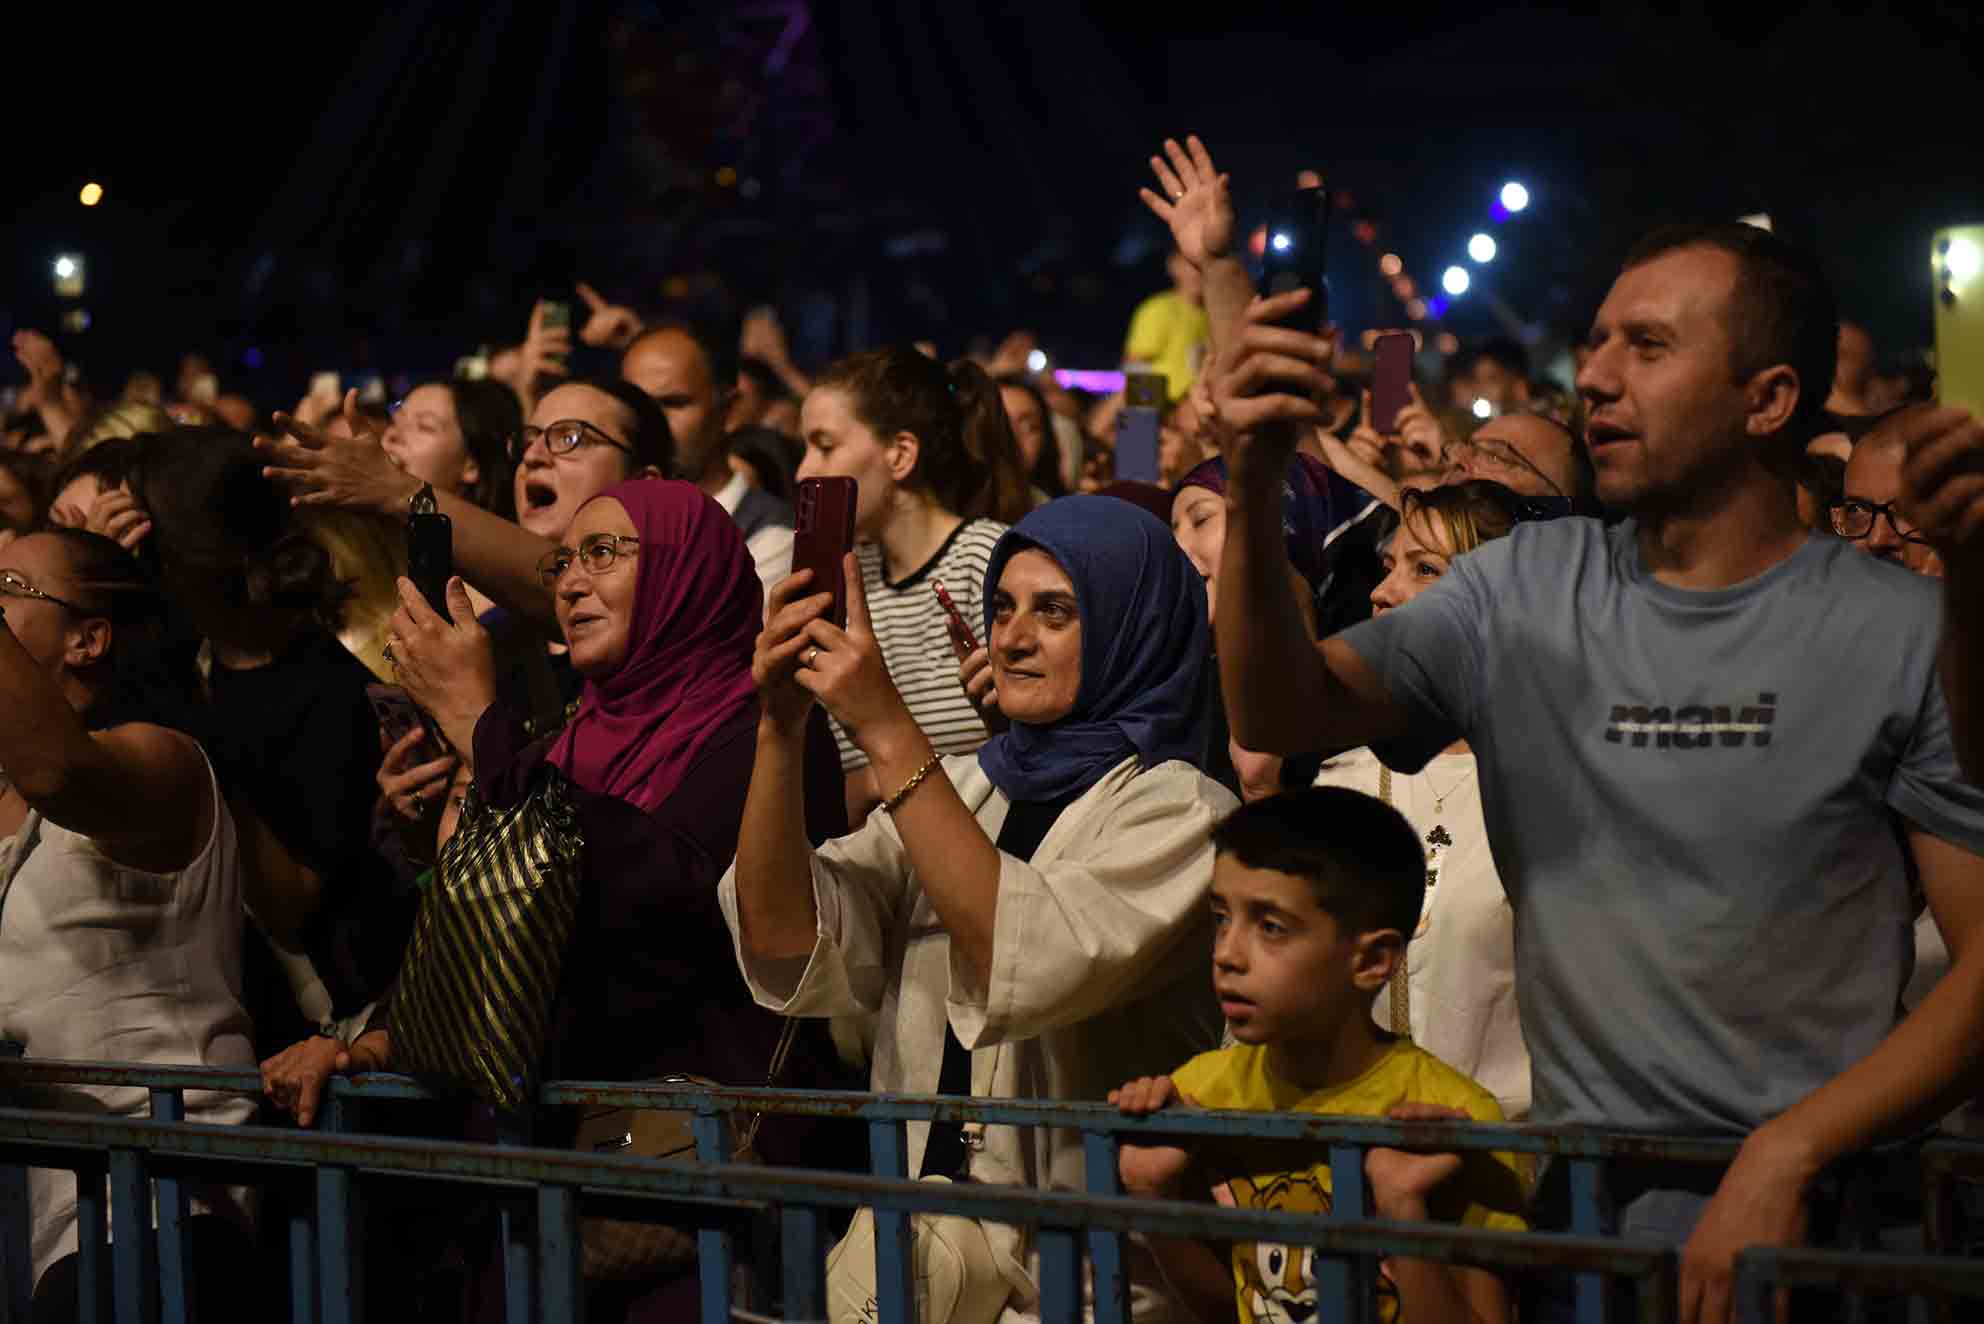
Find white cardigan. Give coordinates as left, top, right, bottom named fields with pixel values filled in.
left=719, top=752, right=1234, bottom=1322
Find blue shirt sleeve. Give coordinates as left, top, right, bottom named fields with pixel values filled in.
left=1888, top=661, right=1984, bottom=856
left=1335, top=557, right=1485, bottom=773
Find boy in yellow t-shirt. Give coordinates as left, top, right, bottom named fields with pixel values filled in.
left=1112, top=788, right=1525, bottom=1324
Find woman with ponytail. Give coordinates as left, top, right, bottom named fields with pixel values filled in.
left=796, top=347, right=1022, bottom=821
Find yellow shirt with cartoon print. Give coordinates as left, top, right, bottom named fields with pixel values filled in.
left=1170, top=1038, right=1527, bottom=1324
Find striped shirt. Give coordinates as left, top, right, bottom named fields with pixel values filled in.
left=835, top=517, right=1008, bottom=772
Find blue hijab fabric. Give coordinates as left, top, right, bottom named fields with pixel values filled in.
left=974, top=495, right=1211, bottom=802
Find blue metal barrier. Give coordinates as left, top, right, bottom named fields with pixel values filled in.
left=0, top=1105, right=1679, bottom=1324
left=5, top=1057, right=1981, bottom=1324
left=1733, top=1245, right=1984, bottom=1324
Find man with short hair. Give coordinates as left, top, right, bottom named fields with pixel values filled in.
left=1464, top=337, right=1533, bottom=414
left=1212, top=220, right=1984, bottom=1324
left=1826, top=319, right=1879, bottom=417
left=1123, top=250, right=1211, bottom=403
left=621, top=324, right=794, bottom=606
left=1434, top=411, right=1584, bottom=503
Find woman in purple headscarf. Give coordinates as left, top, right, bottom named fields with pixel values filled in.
left=261, top=479, right=855, bottom=1320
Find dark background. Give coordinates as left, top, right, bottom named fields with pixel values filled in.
left=8, top=0, right=1982, bottom=402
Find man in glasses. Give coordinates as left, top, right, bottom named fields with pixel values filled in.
left=1835, top=403, right=1945, bottom=579
left=1434, top=410, right=1589, bottom=507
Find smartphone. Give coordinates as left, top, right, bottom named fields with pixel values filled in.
left=540, top=300, right=572, bottom=331
left=1260, top=185, right=1331, bottom=333
left=366, top=683, right=443, bottom=762
left=1934, top=225, right=1984, bottom=417
left=308, top=371, right=341, bottom=402
left=792, top=477, right=858, bottom=628
left=1114, top=372, right=1166, bottom=484
left=932, top=579, right=979, bottom=660
left=1371, top=332, right=1415, bottom=434
left=407, top=510, right=454, bottom=620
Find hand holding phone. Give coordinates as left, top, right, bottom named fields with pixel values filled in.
left=367, top=683, right=443, bottom=764
left=932, top=580, right=979, bottom=661
left=1260, top=183, right=1330, bottom=334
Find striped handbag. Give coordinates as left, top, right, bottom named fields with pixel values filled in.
left=391, top=767, right=585, bottom=1112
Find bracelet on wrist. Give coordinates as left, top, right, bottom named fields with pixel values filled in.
left=407, top=482, right=438, bottom=517
left=880, top=754, right=944, bottom=815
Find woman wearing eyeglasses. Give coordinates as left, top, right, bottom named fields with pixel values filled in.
left=259, top=480, right=857, bottom=1320
left=0, top=528, right=262, bottom=1318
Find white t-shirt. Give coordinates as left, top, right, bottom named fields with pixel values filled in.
left=1312, top=746, right=1530, bottom=1119
left=714, top=469, right=796, bottom=616
left=835, top=518, right=1007, bottom=773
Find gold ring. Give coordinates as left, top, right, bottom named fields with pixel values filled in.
left=804, top=646, right=820, bottom=668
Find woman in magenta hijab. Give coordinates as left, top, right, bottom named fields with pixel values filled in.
left=261, top=479, right=852, bottom=1320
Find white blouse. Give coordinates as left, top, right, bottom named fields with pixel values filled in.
left=1312, top=746, right=1531, bottom=1120
left=720, top=753, right=1235, bottom=1324
left=0, top=749, right=256, bottom=1286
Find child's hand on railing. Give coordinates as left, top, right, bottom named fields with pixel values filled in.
left=1363, top=1101, right=1470, bottom=1221
left=1110, top=1075, right=1205, bottom=1200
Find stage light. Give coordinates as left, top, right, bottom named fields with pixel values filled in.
left=1026, top=349, right=1048, bottom=373
left=1499, top=182, right=1529, bottom=212
left=1427, top=296, right=1449, bottom=319
left=1435, top=333, right=1460, bottom=355
left=79, top=182, right=103, bottom=207
left=1472, top=398, right=1494, bottom=419
left=1406, top=298, right=1428, bottom=321
left=1378, top=253, right=1402, bottom=277
left=1442, top=265, right=1471, bottom=295
left=54, top=256, right=77, bottom=279
left=1391, top=276, right=1416, bottom=301
left=1270, top=231, right=1293, bottom=253
left=1468, top=233, right=1497, bottom=263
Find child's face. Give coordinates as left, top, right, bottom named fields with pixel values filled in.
left=1209, top=855, right=1383, bottom=1048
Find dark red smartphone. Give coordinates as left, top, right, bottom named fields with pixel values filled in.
left=792, top=477, right=858, bottom=628
left=932, top=579, right=979, bottom=660
left=1371, top=331, right=1415, bottom=434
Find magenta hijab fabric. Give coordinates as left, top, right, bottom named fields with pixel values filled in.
left=545, top=479, right=762, bottom=813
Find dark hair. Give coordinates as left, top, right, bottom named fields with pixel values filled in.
left=40, top=527, right=205, bottom=734
left=49, top=435, right=149, bottom=508
left=133, top=426, right=354, bottom=631
left=1398, top=479, right=1525, bottom=557
left=569, top=376, right=676, bottom=478
left=409, top=378, right=522, bottom=518
left=1622, top=223, right=1839, bottom=445
left=727, top=426, right=803, bottom=501
left=737, top=356, right=794, bottom=403
left=814, top=346, right=1028, bottom=522
left=994, top=373, right=1067, bottom=498
left=1212, top=787, right=1426, bottom=940
left=0, top=452, right=52, bottom=531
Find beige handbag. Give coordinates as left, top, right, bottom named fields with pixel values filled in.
left=824, top=1177, right=1014, bottom=1324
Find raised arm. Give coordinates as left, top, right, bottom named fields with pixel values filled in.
left=1212, top=292, right=1412, bottom=756
left=255, top=393, right=560, bottom=632
left=1138, top=135, right=1255, bottom=365
left=1897, top=405, right=1984, bottom=780
left=732, top=570, right=843, bottom=960
left=0, top=618, right=209, bottom=872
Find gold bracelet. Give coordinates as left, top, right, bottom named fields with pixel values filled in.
left=880, top=754, right=944, bottom=815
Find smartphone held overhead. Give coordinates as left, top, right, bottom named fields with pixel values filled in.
left=1371, top=332, right=1415, bottom=434
left=1260, top=183, right=1330, bottom=333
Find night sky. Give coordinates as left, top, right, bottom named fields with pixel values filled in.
left=9, top=1, right=1981, bottom=401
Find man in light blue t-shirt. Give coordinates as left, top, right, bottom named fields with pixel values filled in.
left=1209, top=221, right=1984, bottom=1324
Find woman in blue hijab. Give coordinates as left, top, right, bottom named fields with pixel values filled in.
left=722, top=494, right=1237, bottom=1322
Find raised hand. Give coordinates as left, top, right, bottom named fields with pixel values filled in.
left=78, top=487, right=154, bottom=551
left=258, top=390, right=415, bottom=516
left=1896, top=406, right=1984, bottom=557
left=1392, top=383, right=1452, bottom=478
left=1139, top=135, right=1234, bottom=269
left=1208, top=289, right=1335, bottom=476
left=755, top=569, right=833, bottom=732
left=1109, top=1075, right=1205, bottom=1199
left=794, top=554, right=914, bottom=752
left=577, top=282, right=643, bottom=350
left=741, top=306, right=795, bottom=371
left=388, top=576, right=496, bottom=757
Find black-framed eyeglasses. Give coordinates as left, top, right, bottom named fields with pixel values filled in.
left=509, top=419, right=637, bottom=463
left=0, top=569, right=88, bottom=612
left=537, top=534, right=643, bottom=587
left=1831, top=499, right=1929, bottom=545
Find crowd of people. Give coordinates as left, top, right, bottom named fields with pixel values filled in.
left=3, top=129, right=1983, bottom=1324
